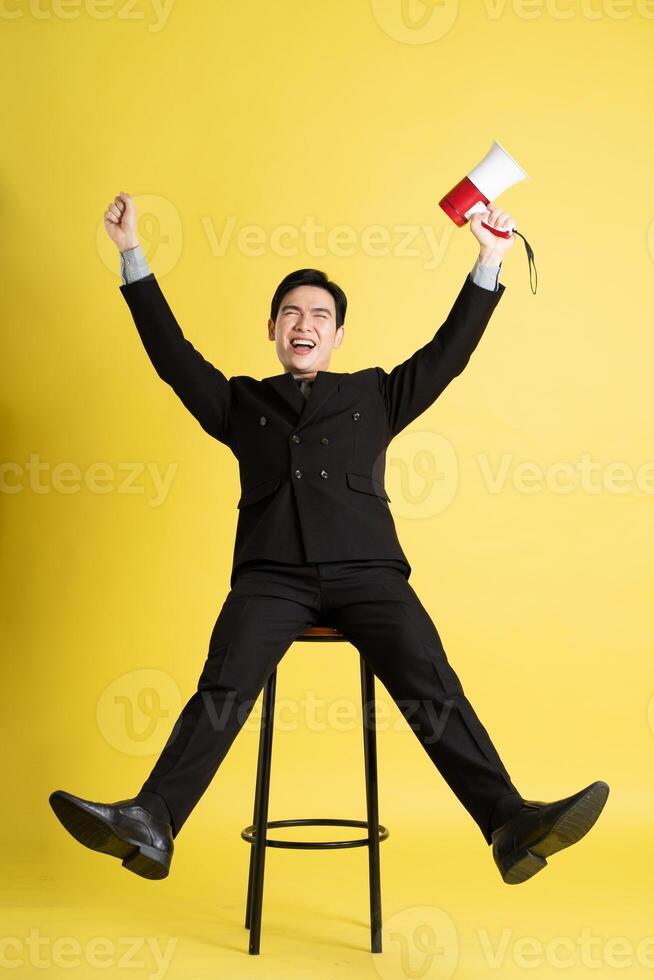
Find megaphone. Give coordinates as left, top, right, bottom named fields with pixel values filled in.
left=439, top=140, right=528, bottom=239
left=439, top=140, right=537, bottom=293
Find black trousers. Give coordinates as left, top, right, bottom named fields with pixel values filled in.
left=137, top=559, right=523, bottom=845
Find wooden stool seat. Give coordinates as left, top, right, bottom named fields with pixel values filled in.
left=297, top=624, right=347, bottom=641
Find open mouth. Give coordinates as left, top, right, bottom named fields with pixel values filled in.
left=290, top=340, right=316, bottom=356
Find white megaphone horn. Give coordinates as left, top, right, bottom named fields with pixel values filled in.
left=439, top=140, right=528, bottom=239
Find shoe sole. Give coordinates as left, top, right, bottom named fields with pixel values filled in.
left=500, top=780, right=610, bottom=885
left=49, top=792, right=171, bottom=880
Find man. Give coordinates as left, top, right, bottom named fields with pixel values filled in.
left=50, top=192, right=609, bottom=886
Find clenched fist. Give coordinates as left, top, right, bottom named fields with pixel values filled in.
left=104, top=192, right=139, bottom=253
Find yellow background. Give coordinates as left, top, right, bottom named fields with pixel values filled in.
left=2, top=0, right=653, bottom=976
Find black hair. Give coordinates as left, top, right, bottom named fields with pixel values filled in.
left=270, top=268, right=347, bottom=329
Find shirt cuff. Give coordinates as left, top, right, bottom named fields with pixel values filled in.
left=120, top=243, right=151, bottom=284
left=470, top=256, right=502, bottom=292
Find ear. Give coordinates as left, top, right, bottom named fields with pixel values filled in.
left=333, top=324, right=345, bottom=348
left=268, top=317, right=275, bottom=340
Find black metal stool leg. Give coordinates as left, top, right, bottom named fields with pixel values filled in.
left=247, top=666, right=277, bottom=955
left=360, top=654, right=383, bottom=953
left=245, top=680, right=267, bottom=930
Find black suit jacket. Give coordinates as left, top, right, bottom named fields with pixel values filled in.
left=120, top=273, right=505, bottom=587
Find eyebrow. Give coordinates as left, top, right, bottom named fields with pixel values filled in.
left=281, top=304, right=332, bottom=315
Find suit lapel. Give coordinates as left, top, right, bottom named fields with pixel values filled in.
left=263, top=370, right=342, bottom=431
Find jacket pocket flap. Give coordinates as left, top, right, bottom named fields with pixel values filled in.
left=237, top=476, right=281, bottom=509
left=346, top=471, right=391, bottom=501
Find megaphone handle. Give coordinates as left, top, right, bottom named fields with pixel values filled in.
left=481, top=220, right=513, bottom=240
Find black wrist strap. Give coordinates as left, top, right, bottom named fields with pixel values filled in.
left=512, top=229, right=538, bottom=295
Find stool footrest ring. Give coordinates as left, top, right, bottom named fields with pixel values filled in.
left=241, top=817, right=389, bottom=850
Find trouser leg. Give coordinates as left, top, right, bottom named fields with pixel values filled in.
left=321, top=563, right=523, bottom=845
left=136, top=566, right=320, bottom=837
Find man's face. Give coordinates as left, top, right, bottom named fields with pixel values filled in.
left=268, top=284, right=344, bottom=377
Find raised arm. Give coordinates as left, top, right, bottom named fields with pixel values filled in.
left=377, top=203, right=516, bottom=439
left=104, top=192, right=233, bottom=447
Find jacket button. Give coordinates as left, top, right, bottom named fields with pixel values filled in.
left=291, top=434, right=300, bottom=443
left=352, top=411, right=360, bottom=421
left=294, top=469, right=302, bottom=479
left=320, top=470, right=328, bottom=479
left=320, top=436, right=329, bottom=445
left=259, top=415, right=267, bottom=426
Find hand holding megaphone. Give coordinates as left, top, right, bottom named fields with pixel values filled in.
left=470, top=203, right=517, bottom=255
left=439, top=140, right=537, bottom=293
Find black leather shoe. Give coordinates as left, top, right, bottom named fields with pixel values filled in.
left=49, top=790, right=173, bottom=880
left=492, top=780, right=609, bottom=884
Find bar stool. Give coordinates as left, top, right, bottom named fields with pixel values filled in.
left=241, top=624, right=389, bottom=955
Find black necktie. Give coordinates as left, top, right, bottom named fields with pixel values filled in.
left=295, top=377, right=314, bottom=400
